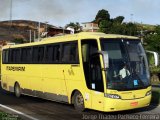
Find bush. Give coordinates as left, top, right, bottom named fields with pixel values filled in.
left=12, top=38, right=25, bottom=44
left=150, top=66, right=160, bottom=74
left=150, top=66, right=160, bottom=84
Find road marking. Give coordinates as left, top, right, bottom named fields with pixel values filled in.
left=0, top=104, right=39, bottom=120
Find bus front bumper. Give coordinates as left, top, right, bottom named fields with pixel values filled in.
left=104, top=95, right=151, bottom=112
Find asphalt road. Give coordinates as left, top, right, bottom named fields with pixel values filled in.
left=0, top=83, right=160, bottom=120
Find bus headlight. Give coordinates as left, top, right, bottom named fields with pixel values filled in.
left=104, top=93, right=121, bottom=99
left=145, top=90, right=151, bottom=96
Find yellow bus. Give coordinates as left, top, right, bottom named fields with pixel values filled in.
left=1, top=32, right=158, bottom=112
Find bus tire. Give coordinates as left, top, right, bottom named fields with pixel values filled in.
left=14, top=83, right=21, bottom=98
left=73, top=91, right=85, bottom=112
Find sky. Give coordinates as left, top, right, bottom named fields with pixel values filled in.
left=0, top=0, right=160, bottom=27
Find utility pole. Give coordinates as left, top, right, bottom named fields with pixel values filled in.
left=9, top=0, right=13, bottom=32
left=38, top=22, right=41, bottom=41
left=10, top=0, right=13, bottom=26
left=29, top=30, right=32, bottom=43
left=34, top=31, right=36, bottom=42
left=130, top=14, right=133, bottom=23
left=45, top=21, right=48, bottom=38
left=140, top=22, right=144, bottom=43
left=137, top=22, right=145, bottom=43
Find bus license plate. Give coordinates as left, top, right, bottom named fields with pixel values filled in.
left=130, top=102, right=138, bottom=106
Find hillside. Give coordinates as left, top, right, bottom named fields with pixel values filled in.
left=0, top=20, right=156, bottom=44
left=136, top=22, right=156, bottom=31
left=0, top=20, right=54, bottom=43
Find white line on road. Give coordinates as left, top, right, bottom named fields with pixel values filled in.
left=0, top=104, right=39, bottom=120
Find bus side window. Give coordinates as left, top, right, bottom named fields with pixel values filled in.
left=45, top=44, right=60, bottom=63
left=46, top=45, right=54, bottom=63
left=53, top=45, right=60, bottom=62
left=32, top=46, right=44, bottom=63
left=10, top=49, right=21, bottom=63
left=2, top=50, right=9, bottom=64
left=61, top=42, right=79, bottom=64
left=32, top=47, right=39, bottom=63
left=27, top=48, right=32, bottom=63
left=21, top=48, right=32, bottom=63
left=39, top=47, right=44, bottom=62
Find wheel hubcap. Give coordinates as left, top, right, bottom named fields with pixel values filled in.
left=76, top=94, right=83, bottom=106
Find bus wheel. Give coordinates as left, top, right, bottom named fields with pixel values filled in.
left=73, top=91, right=85, bottom=111
left=14, top=83, right=21, bottom=98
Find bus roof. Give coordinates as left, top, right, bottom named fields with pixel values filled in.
left=42, top=32, right=138, bottom=41
left=2, top=32, right=139, bottom=49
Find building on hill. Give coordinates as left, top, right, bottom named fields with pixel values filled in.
left=0, top=40, right=8, bottom=47
left=0, top=20, right=73, bottom=43
left=46, top=26, right=71, bottom=37
left=81, top=22, right=99, bottom=32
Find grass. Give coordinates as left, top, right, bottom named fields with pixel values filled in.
left=151, top=87, right=160, bottom=105
left=152, top=81, right=160, bottom=85
left=0, top=111, right=22, bottom=120
left=151, top=75, right=160, bottom=105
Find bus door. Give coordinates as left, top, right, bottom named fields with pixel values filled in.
left=81, top=40, right=104, bottom=111
left=61, top=42, right=79, bottom=102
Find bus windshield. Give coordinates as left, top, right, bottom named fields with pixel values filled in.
left=101, top=38, right=150, bottom=91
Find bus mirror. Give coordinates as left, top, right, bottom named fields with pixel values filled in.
left=98, top=51, right=109, bottom=69
left=146, top=50, right=159, bottom=67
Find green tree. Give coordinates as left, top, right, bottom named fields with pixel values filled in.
left=95, top=9, right=110, bottom=24
left=155, top=25, right=160, bottom=34
left=145, top=34, right=160, bottom=52
left=65, top=22, right=82, bottom=32
left=109, top=16, right=125, bottom=34
left=94, top=9, right=140, bottom=36
left=110, top=23, right=123, bottom=34
left=12, top=38, right=25, bottom=44
left=125, top=22, right=138, bottom=36
left=144, top=25, right=160, bottom=54
left=113, top=16, right=124, bottom=24
left=98, top=20, right=112, bottom=33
